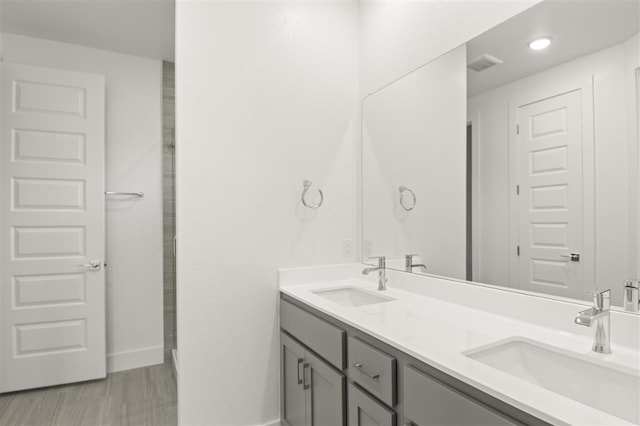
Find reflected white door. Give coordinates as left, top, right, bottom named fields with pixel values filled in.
left=517, top=90, right=583, bottom=299
left=1, top=63, right=106, bottom=392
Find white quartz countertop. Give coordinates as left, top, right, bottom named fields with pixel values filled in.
left=280, top=278, right=640, bottom=426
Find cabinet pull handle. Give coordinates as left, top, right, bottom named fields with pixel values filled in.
left=297, top=358, right=304, bottom=385
left=303, top=362, right=310, bottom=390
left=353, top=362, right=380, bottom=380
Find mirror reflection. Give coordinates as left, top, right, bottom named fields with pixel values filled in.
left=362, top=0, right=639, bottom=309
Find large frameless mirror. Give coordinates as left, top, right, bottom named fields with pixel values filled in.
left=362, top=0, right=640, bottom=310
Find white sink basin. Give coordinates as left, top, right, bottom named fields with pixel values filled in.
left=311, top=287, right=395, bottom=307
left=465, top=338, right=640, bottom=424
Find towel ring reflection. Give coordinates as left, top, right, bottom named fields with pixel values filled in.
left=399, top=185, right=416, bottom=211
left=302, top=180, right=324, bottom=209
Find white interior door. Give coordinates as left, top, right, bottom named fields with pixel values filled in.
left=1, top=63, right=106, bottom=392
left=516, top=90, right=583, bottom=299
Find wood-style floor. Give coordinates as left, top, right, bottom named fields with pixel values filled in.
left=0, top=363, right=177, bottom=426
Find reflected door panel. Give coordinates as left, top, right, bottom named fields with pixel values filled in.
left=517, top=90, right=583, bottom=298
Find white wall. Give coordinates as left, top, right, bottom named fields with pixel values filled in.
left=0, top=33, right=164, bottom=371
left=359, top=0, right=540, bottom=95
left=468, top=37, right=640, bottom=305
left=175, top=1, right=359, bottom=424
left=362, top=45, right=467, bottom=279
left=468, top=88, right=510, bottom=286
left=175, top=1, right=558, bottom=424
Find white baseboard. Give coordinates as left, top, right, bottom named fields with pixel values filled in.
left=107, top=345, right=164, bottom=373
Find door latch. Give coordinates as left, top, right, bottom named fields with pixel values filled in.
left=561, top=253, right=580, bottom=262
left=78, top=260, right=102, bottom=271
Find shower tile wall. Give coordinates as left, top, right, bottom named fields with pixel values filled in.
left=163, top=61, right=176, bottom=363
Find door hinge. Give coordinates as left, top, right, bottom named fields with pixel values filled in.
left=516, top=185, right=520, bottom=195
left=516, top=124, right=520, bottom=134
left=517, top=246, right=520, bottom=256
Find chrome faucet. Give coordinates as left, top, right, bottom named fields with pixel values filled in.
left=362, top=256, right=388, bottom=291
left=623, top=280, right=639, bottom=313
left=405, top=254, right=427, bottom=273
left=574, top=289, right=611, bottom=354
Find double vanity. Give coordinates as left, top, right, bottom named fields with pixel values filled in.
left=280, top=3, right=640, bottom=424
left=279, top=264, right=640, bottom=426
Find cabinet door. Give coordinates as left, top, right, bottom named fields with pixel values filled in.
left=306, top=351, right=346, bottom=426
left=403, top=366, right=517, bottom=426
left=348, top=383, right=396, bottom=426
left=282, top=333, right=307, bottom=426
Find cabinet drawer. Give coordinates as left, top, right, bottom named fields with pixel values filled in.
left=403, top=366, right=517, bottom=426
left=348, top=336, right=396, bottom=407
left=348, top=383, right=395, bottom=426
left=280, top=299, right=345, bottom=369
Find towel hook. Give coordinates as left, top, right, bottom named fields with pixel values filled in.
left=302, top=180, right=324, bottom=209
left=399, top=185, right=416, bottom=211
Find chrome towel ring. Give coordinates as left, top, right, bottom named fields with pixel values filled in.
left=302, top=180, right=324, bottom=209
left=398, top=185, right=416, bottom=211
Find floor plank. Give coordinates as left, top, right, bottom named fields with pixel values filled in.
left=0, top=363, right=176, bottom=426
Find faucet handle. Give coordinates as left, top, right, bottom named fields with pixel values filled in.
left=585, top=289, right=611, bottom=310
left=624, top=280, right=639, bottom=289
left=623, top=280, right=640, bottom=313
left=405, top=254, right=417, bottom=267
left=368, top=256, right=386, bottom=268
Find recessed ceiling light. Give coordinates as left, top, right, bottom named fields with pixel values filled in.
left=529, top=37, right=552, bottom=50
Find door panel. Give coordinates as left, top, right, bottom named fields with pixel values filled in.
left=13, top=177, right=86, bottom=210
left=307, top=351, right=345, bottom=426
left=281, top=333, right=307, bottom=426
left=12, top=128, right=86, bottom=163
left=517, top=90, right=583, bottom=299
left=14, top=319, right=87, bottom=355
left=13, top=273, right=87, bottom=307
left=13, top=79, right=87, bottom=117
left=1, top=63, right=106, bottom=392
left=348, top=383, right=395, bottom=426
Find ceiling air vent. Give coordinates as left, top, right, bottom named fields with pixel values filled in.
left=467, top=54, right=503, bottom=72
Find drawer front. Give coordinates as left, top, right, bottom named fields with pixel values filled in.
left=348, top=336, right=396, bottom=407
left=348, top=383, right=396, bottom=426
left=280, top=299, right=345, bottom=369
left=403, top=366, right=517, bottom=426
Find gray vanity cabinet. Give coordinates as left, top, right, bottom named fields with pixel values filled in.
left=280, top=296, right=347, bottom=426
left=280, top=294, right=543, bottom=426
left=281, top=332, right=346, bottom=426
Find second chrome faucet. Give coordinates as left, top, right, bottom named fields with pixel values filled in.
left=575, top=289, right=611, bottom=354
left=362, top=256, right=388, bottom=291
left=405, top=254, right=427, bottom=273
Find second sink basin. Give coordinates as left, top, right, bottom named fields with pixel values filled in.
left=312, top=286, right=395, bottom=307
left=465, top=337, right=640, bottom=424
